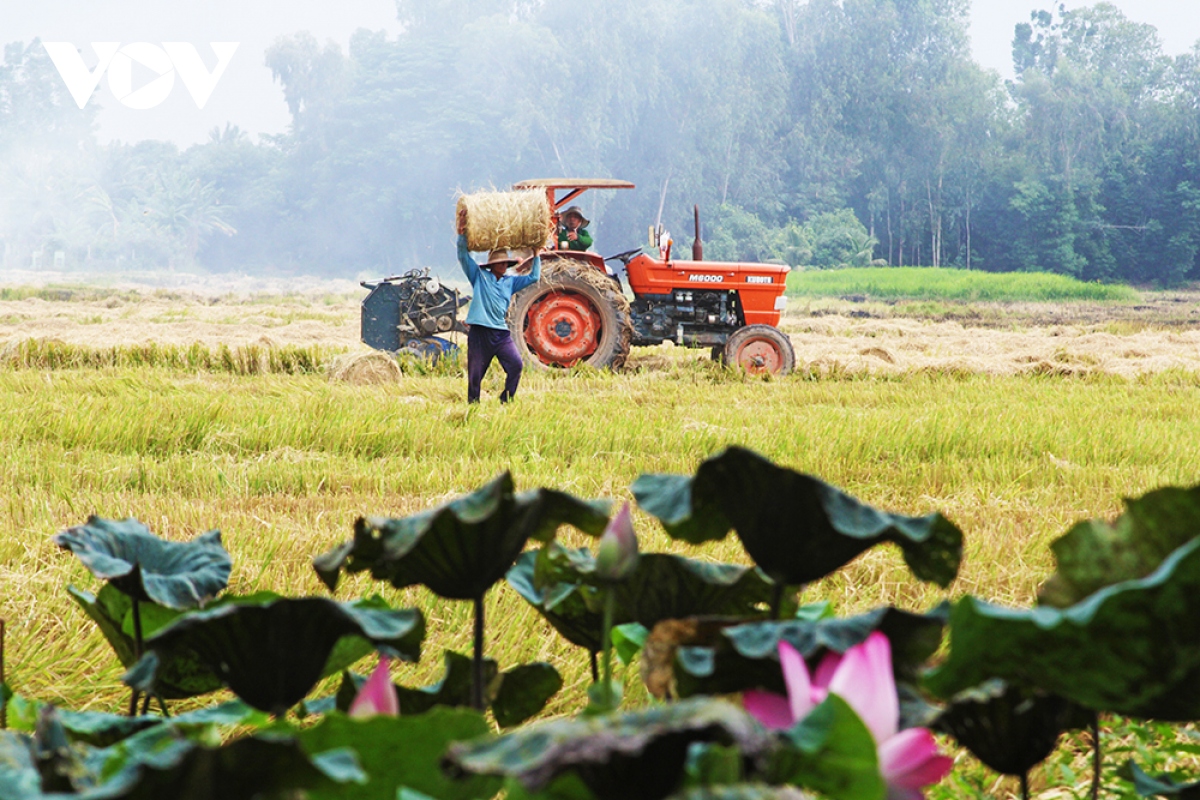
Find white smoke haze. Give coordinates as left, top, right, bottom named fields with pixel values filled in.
left=2, top=0, right=1200, bottom=283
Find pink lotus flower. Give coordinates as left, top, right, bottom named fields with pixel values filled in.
left=594, top=502, right=639, bottom=582
left=349, top=655, right=399, bottom=718
left=744, top=632, right=952, bottom=800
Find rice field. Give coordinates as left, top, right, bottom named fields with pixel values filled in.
left=3, top=276, right=1200, bottom=798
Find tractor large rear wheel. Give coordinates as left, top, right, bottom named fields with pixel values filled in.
left=723, top=324, right=795, bottom=376
left=508, top=260, right=633, bottom=370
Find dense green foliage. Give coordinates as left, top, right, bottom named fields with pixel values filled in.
left=2, top=1, right=1199, bottom=283
left=786, top=267, right=1140, bottom=302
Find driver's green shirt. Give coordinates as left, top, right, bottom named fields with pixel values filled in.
left=558, top=226, right=593, bottom=252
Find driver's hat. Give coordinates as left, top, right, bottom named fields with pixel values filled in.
left=560, top=206, right=590, bottom=227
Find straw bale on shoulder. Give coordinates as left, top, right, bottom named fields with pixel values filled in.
left=457, top=190, right=551, bottom=252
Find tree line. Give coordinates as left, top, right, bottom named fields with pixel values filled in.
left=2, top=0, right=1199, bottom=285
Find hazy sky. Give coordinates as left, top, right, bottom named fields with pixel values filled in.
left=3, top=0, right=1199, bottom=147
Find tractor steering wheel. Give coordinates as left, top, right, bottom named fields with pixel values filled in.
left=604, top=248, right=643, bottom=265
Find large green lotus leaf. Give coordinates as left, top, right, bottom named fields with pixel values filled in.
left=508, top=551, right=604, bottom=651
left=492, top=663, right=563, bottom=728
left=445, top=697, right=773, bottom=800
left=764, top=694, right=883, bottom=800
left=0, top=706, right=361, bottom=800
left=931, top=680, right=1088, bottom=777
left=1039, top=486, right=1200, bottom=608
left=68, top=583, right=224, bottom=699
left=507, top=546, right=785, bottom=654
left=1120, top=762, right=1200, bottom=798
left=631, top=447, right=962, bottom=587
left=82, top=726, right=364, bottom=800
left=4, top=697, right=266, bottom=748
left=124, top=596, right=424, bottom=716
left=642, top=605, right=947, bottom=700
left=297, top=708, right=499, bottom=800
left=54, top=517, right=231, bottom=608
left=314, top=473, right=610, bottom=599
left=926, top=537, right=1200, bottom=719
left=0, top=731, right=41, bottom=799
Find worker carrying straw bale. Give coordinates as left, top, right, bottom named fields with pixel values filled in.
left=456, top=189, right=552, bottom=252
left=456, top=207, right=542, bottom=404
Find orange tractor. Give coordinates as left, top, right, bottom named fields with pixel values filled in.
left=507, top=178, right=795, bottom=375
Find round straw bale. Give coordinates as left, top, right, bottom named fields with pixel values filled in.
left=457, top=190, right=551, bottom=252
left=329, top=351, right=402, bottom=385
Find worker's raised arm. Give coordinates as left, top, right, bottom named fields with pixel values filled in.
left=512, top=253, right=541, bottom=292
left=457, top=233, right=480, bottom=284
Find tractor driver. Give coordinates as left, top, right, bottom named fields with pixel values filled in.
left=557, top=206, right=594, bottom=252
left=457, top=208, right=541, bottom=404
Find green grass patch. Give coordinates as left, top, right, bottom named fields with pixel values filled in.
left=788, top=266, right=1139, bottom=302
left=0, top=339, right=341, bottom=374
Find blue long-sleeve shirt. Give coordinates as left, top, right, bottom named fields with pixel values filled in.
left=457, top=234, right=542, bottom=329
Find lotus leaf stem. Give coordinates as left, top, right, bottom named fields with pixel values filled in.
left=472, top=595, right=486, bottom=711
left=1021, top=771, right=1029, bottom=800
left=589, top=650, right=599, bottom=684
left=127, top=597, right=144, bottom=717
left=771, top=582, right=785, bottom=619
left=1091, top=714, right=1101, bottom=800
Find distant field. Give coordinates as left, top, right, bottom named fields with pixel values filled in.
left=788, top=266, right=1140, bottom=302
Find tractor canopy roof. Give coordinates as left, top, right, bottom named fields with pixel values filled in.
left=512, top=178, right=635, bottom=191
left=513, top=178, right=635, bottom=215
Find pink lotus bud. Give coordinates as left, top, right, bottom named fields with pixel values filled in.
left=594, top=502, right=639, bottom=582
left=349, top=655, right=399, bottom=718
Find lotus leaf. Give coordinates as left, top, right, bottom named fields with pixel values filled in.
left=67, top=584, right=222, bottom=699
left=507, top=545, right=784, bottom=654
left=932, top=680, right=1087, bottom=776
left=631, top=447, right=962, bottom=587
left=297, top=708, right=499, bottom=800
left=492, top=663, right=563, bottom=728
left=1120, top=762, right=1200, bottom=798
left=124, top=595, right=424, bottom=716
left=444, top=697, right=773, bottom=800
left=0, top=706, right=362, bottom=799
left=1039, top=485, right=1200, bottom=607
left=314, top=473, right=609, bottom=599
left=926, top=537, right=1200, bottom=719
left=640, top=605, right=948, bottom=699
left=54, top=517, right=231, bottom=608
left=4, top=698, right=266, bottom=748
left=763, top=695, right=883, bottom=800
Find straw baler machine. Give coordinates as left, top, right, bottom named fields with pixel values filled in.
left=359, top=268, right=468, bottom=360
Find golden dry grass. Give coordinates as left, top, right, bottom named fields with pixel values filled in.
left=782, top=313, right=1200, bottom=377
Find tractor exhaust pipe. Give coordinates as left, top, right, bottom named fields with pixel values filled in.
left=692, top=204, right=704, bottom=261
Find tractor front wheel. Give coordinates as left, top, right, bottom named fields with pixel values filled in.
left=723, top=324, right=795, bottom=376
left=508, top=260, right=633, bottom=370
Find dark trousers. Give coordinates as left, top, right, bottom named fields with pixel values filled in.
left=467, top=325, right=523, bottom=403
